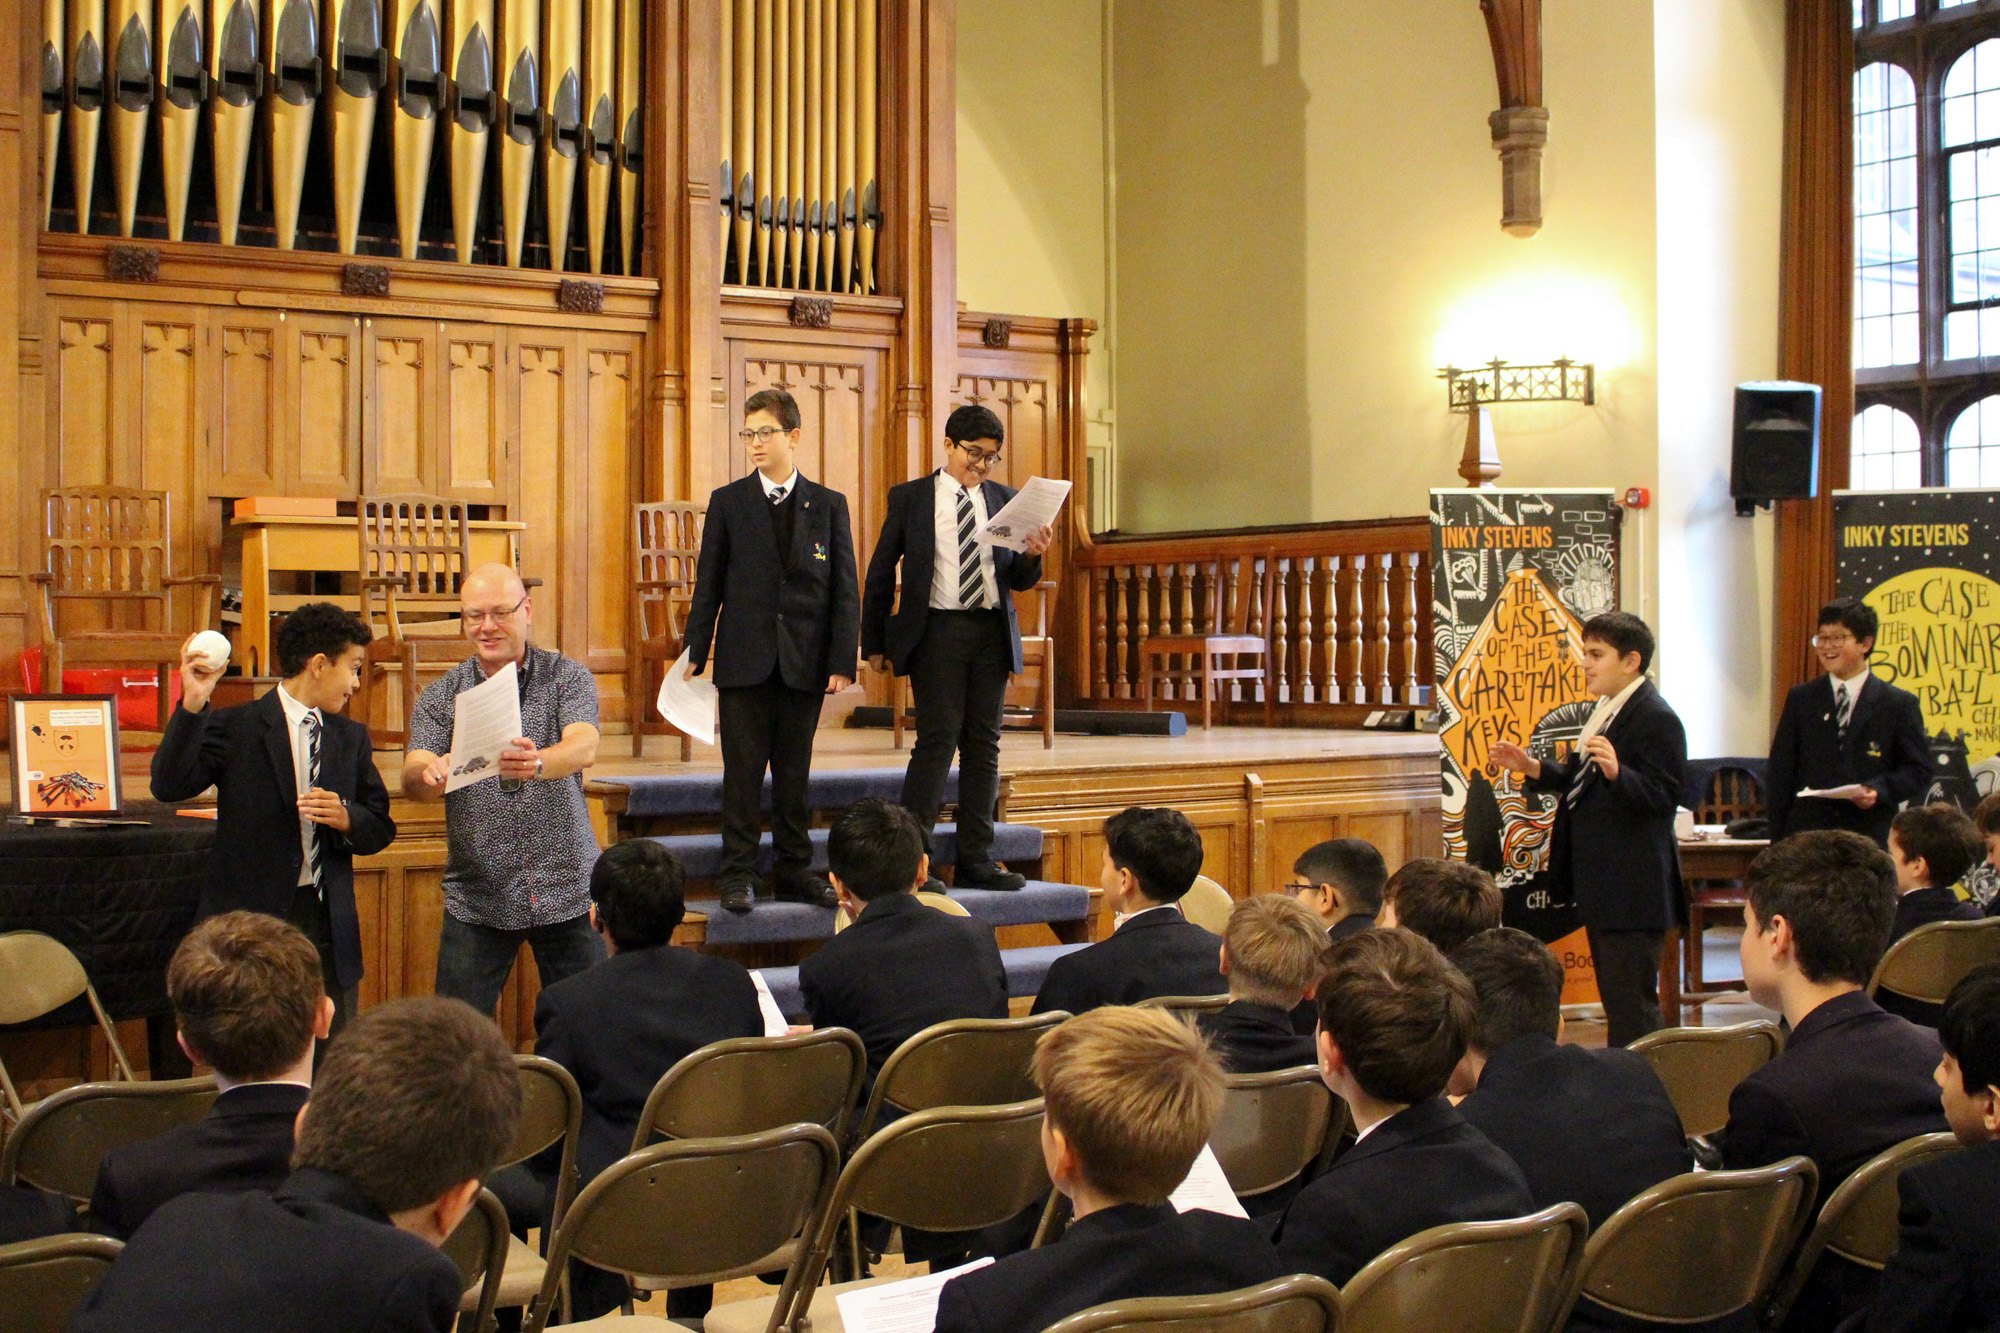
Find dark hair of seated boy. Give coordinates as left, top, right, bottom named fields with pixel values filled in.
left=1450, top=928, right=1689, bottom=1234
left=1716, top=830, right=1949, bottom=1333
left=1379, top=857, right=1502, bottom=957
left=1882, top=805, right=1986, bottom=1018
left=73, top=996, right=521, bottom=1333
left=933, top=1006, right=1287, bottom=1333
left=1272, top=928, right=1532, bottom=1286
left=1033, top=807, right=1226, bottom=1015
left=1864, top=964, right=2000, bottom=1333
left=532, top=838, right=767, bottom=1319
left=1197, top=893, right=1323, bottom=1073
left=800, top=797, right=1007, bottom=1076
left=90, top=911, right=334, bottom=1239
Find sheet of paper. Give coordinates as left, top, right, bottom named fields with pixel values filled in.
left=833, top=1256, right=995, bottom=1333
left=658, top=650, right=719, bottom=747
left=445, top=661, right=523, bottom=793
left=751, top=972, right=790, bottom=1037
left=1798, top=784, right=1871, bottom=801
left=1167, top=1143, right=1248, bottom=1219
left=975, top=477, right=1072, bottom=552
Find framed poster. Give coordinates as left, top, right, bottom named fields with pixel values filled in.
left=10, top=695, right=122, bottom=815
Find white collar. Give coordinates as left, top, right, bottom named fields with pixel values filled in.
left=758, top=468, right=800, bottom=499
left=935, top=469, right=982, bottom=496
left=1593, top=674, right=1646, bottom=720
left=275, top=682, right=321, bottom=729
left=1112, top=903, right=1182, bottom=930
left=1830, top=668, right=1869, bottom=694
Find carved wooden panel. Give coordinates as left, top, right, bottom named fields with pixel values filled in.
left=732, top=345, right=886, bottom=579
left=365, top=323, right=432, bottom=495
left=513, top=338, right=569, bottom=640
left=140, top=318, right=203, bottom=631
left=952, top=374, right=1053, bottom=492
left=53, top=314, right=114, bottom=487
left=580, top=343, right=636, bottom=677
left=213, top=319, right=280, bottom=494
left=288, top=316, right=361, bottom=495
left=444, top=335, right=506, bottom=503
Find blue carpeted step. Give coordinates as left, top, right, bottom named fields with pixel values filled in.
left=612, top=766, right=959, bottom=819
left=689, top=879, right=1085, bottom=947
left=646, top=821, right=1042, bottom=881
left=756, top=940, right=1089, bottom=1020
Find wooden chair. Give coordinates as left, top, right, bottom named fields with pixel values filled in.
left=1680, top=764, right=1765, bottom=1001
left=891, top=579, right=1059, bottom=751
left=629, top=501, right=705, bottom=761
left=31, top=486, right=219, bottom=738
left=1139, top=553, right=1274, bottom=730
left=1628, top=1021, right=1784, bottom=1141
left=1869, top=917, right=2000, bottom=1011
left=0, top=1075, right=217, bottom=1205
left=0, top=1233, right=124, bottom=1333
left=1340, top=1203, right=1588, bottom=1333
left=1761, top=1132, right=1961, bottom=1328
left=0, top=932, right=140, bottom=1133
left=354, top=494, right=475, bottom=748
left=1043, top=1274, right=1344, bottom=1333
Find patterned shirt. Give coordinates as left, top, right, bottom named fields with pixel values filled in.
left=409, top=645, right=600, bottom=929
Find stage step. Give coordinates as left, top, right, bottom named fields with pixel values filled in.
left=756, top=939, right=1090, bottom=1019
left=609, top=766, right=956, bottom=819
left=645, top=821, right=1042, bottom=882
left=846, top=707, right=1188, bottom=737
left=691, top=880, right=1091, bottom=948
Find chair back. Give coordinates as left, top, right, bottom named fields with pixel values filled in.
left=1211, top=1066, right=1335, bottom=1199
left=1138, top=992, right=1231, bottom=1018
left=358, top=494, right=473, bottom=636
left=1698, top=766, right=1764, bottom=824
left=440, top=1187, right=511, bottom=1333
left=1761, top=1132, right=1962, bottom=1327
left=634, top=501, right=704, bottom=643
left=529, top=1125, right=840, bottom=1333
left=1340, top=1202, right=1588, bottom=1333
left=1628, top=1020, right=1784, bottom=1139
left=854, top=1012, right=1068, bottom=1141
left=1869, top=917, right=2000, bottom=1006
left=0, top=933, right=92, bottom=1025
left=1179, top=876, right=1235, bottom=935
left=498, top=1056, right=581, bottom=1226
left=1572, top=1157, right=1818, bottom=1325
left=1205, top=553, right=1271, bottom=638
left=635, top=1028, right=867, bottom=1148
left=0, top=1076, right=219, bottom=1201
left=1042, top=1274, right=1343, bottom=1333
left=0, top=1233, right=124, bottom=1333
left=833, top=889, right=971, bottom=934
left=39, top=487, right=171, bottom=603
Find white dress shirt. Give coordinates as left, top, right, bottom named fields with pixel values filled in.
left=1577, top=674, right=1647, bottom=750
left=274, top=683, right=322, bottom=888
left=1830, top=668, right=1868, bottom=723
left=757, top=468, right=799, bottom=502
left=929, top=470, right=1001, bottom=610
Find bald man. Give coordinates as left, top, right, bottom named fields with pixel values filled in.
left=403, top=565, right=607, bottom=1014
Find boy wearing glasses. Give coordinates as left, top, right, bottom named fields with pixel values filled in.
left=685, top=387, right=860, bottom=913
left=862, top=404, right=1053, bottom=890
left=1767, top=597, right=1930, bottom=847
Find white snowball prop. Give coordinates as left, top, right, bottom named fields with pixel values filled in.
left=188, top=629, right=232, bottom=672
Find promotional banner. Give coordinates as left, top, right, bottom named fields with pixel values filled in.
left=1431, top=490, right=1621, bottom=1003
left=1834, top=488, right=2000, bottom=806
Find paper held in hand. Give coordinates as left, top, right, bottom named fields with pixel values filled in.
left=832, top=1256, right=994, bottom=1333
left=976, top=477, right=1072, bottom=551
left=657, top=649, right=719, bottom=746
left=1798, top=784, right=1872, bottom=801
left=445, top=661, right=523, bottom=793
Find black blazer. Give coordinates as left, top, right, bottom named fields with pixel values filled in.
left=0, top=1185, right=71, bottom=1245
left=89, top=1082, right=310, bottom=1239
left=1032, top=908, right=1227, bottom=1016
left=151, top=691, right=396, bottom=988
left=684, top=472, right=860, bottom=691
left=1198, top=1001, right=1318, bottom=1074
left=1456, top=1033, right=1690, bottom=1229
left=799, top=892, right=1009, bottom=1074
left=534, top=944, right=766, bottom=1183
left=1525, top=679, right=1687, bottom=931
left=71, top=1167, right=463, bottom=1333
left=1864, top=1140, right=2000, bottom=1333
left=1768, top=673, right=1931, bottom=845
left=1273, top=1097, right=1533, bottom=1287
left=934, top=1201, right=1287, bottom=1333
left=861, top=474, right=1045, bottom=674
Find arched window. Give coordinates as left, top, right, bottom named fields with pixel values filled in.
left=1947, top=394, right=2000, bottom=485
left=1855, top=61, right=1919, bottom=369
left=1942, top=41, right=2000, bottom=360
left=1852, top=404, right=1924, bottom=488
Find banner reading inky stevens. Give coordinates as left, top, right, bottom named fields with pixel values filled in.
left=1835, top=488, right=2000, bottom=806
left=1431, top=490, right=1621, bottom=1002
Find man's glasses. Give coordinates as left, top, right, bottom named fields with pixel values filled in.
left=952, top=442, right=1002, bottom=468
left=738, top=426, right=789, bottom=444
left=464, top=595, right=527, bottom=627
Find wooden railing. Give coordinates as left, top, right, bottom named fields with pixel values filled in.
left=1063, top=517, right=1433, bottom=725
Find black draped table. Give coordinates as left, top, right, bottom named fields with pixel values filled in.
left=0, top=802, right=213, bottom=1076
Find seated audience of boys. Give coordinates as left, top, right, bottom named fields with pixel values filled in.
left=1450, top=927, right=1688, bottom=1247
left=1717, top=830, right=1949, bottom=1331
left=801, top=797, right=1008, bottom=1076
left=1863, top=964, right=2000, bottom=1333
left=533, top=838, right=767, bottom=1319
left=933, top=1006, right=1286, bottom=1333
left=1273, top=928, right=1532, bottom=1286
left=1034, top=807, right=1226, bottom=1015
left=1198, top=893, right=1323, bottom=1074
left=73, top=996, right=520, bottom=1333
left=1882, top=804, right=1985, bottom=1025
left=1378, top=857, right=1502, bottom=956
left=90, top=911, right=333, bottom=1239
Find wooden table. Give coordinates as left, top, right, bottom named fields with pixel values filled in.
left=230, top=514, right=524, bottom=675
left=1662, top=835, right=1770, bottom=1019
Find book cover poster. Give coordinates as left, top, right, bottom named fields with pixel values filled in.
left=1431, top=490, right=1621, bottom=1003
left=13, top=696, right=121, bottom=814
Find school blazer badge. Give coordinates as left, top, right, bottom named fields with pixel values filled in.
left=814, top=542, right=827, bottom=561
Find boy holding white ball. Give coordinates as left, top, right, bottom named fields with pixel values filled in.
left=152, top=603, right=396, bottom=1031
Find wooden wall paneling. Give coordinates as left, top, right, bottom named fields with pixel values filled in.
left=364, top=319, right=437, bottom=495
left=511, top=330, right=570, bottom=647
left=579, top=334, right=639, bottom=719
left=50, top=302, right=116, bottom=488
left=284, top=313, right=364, bottom=497
left=138, top=309, right=210, bottom=633
left=211, top=308, right=285, bottom=497
left=952, top=372, right=1050, bottom=491
left=442, top=327, right=508, bottom=504
left=732, top=342, right=885, bottom=579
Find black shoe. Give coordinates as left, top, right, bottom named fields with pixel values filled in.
left=775, top=873, right=839, bottom=909
left=921, top=875, right=949, bottom=894
left=955, top=862, right=1027, bottom=891
left=719, top=880, right=756, bottom=913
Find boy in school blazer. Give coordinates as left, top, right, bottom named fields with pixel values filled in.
left=150, top=602, right=394, bottom=1028
left=1197, top=894, right=1323, bottom=1074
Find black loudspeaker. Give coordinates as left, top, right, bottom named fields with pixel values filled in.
left=1731, top=381, right=1822, bottom=515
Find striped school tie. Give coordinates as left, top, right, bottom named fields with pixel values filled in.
left=956, top=486, right=985, bottom=608
left=304, top=711, right=325, bottom=892
left=1835, top=682, right=1853, bottom=740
